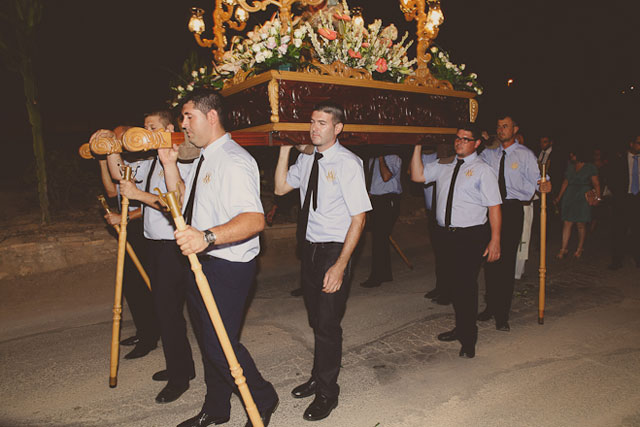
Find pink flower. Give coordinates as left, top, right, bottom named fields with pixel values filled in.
left=348, top=49, right=362, bottom=59
left=361, top=42, right=370, bottom=48
left=375, top=58, right=388, bottom=73
left=318, top=28, right=338, bottom=41
left=333, top=13, right=351, bottom=21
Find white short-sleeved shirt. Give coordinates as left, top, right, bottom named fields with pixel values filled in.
left=286, top=141, right=372, bottom=243
left=182, top=133, right=263, bottom=262
left=369, top=154, right=403, bottom=195
left=143, top=156, right=194, bottom=240
left=422, top=152, right=502, bottom=228
left=480, top=143, right=541, bottom=201
left=120, top=159, right=152, bottom=212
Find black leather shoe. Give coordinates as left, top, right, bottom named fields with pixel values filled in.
left=291, top=378, right=316, bottom=398
left=290, top=288, right=304, bottom=297
left=360, top=279, right=381, bottom=288
left=432, top=296, right=451, bottom=305
left=124, top=342, right=157, bottom=359
left=152, top=369, right=196, bottom=382
left=477, top=309, right=493, bottom=321
left=459, top=346, right=475, bottom=358
left=156, top=383, right=189, bottom=403
left=177, top=411, right=229, bottom=427
left=437, top=329, right=458, bottom=342
left=424, top=288, right=439, bottom=299
left=496, top=321, right=510, bottom=332
left=120, top=335, right=139, bottom=346
left=303, top=394, right=338, bottom=421
left=244, top=398, right=279, bottom=427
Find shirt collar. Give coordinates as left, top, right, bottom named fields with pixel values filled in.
left=315, top=139, right=341, bottom=161
left=503, top=142, right=518, bottom=154
left=201, top=132, right=231, bottom=158
left=456, top=151, right=478, bottom=163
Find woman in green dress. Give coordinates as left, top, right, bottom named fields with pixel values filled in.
left=554, top=148, right=601, bottom=259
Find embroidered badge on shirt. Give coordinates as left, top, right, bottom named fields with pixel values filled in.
left=465, top=169, right=474, bottom=177
left=326, top=170, right=336, bottom=182
left=159, top=169, right=164, bottom=178
left=511, top=162, right=519, bottom=169
left=203, top=173, right=211, bottom=184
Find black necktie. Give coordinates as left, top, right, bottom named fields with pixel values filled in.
left=142, top=156, right=158, bottom=218
left=365, top=157, right=375, bottom=192
left=184, top=155, right=204, bottom=226
left=444, top=158, right=464, bottom=228
left=498, top=150, right=507, bottom=201
left=297, top=152, right=323, bottom=242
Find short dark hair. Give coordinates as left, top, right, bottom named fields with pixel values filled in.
left=182, top=88, right=226, bottom=129
left=144, top=110, right=173, bottom=128
left=312, top=101, right=345, bottom=125
left=497, top=113, right=518, bottom=127
left=458, top=122, right=481, bottom=140
left=570, top=146, right=591, bottom=163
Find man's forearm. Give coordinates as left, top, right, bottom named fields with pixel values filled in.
left=275, top=146, right=293, bottom=195
left=410, top=145, right=425, bottom=183
left=488, top=205, right=502, bottom=241
left=335, top=212, right=366, bottom=268
left=206, top=212, right=265, bottom=246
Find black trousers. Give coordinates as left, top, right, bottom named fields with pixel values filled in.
left=483, top=200, right=524, bottom=323
left=611, top=193, right=640, bottom=264
left=438, top=225, right=489, bottom=348
left=367, top=194, right=400, bottom=282
left=146, top=239, right=195, bottom=386
left=186, top=256, right=277, bottom=417
left=301, top=241, right=352, bottom=399
left=428, top=212, right=449, bottom=299
left=123, top=220, right=159, bottom=344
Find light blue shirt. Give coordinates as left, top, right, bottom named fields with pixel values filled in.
left=422, top=153, right=438, bottom=211
left=287, top=141, right=372, bottom=243
left=369, top=154, right=402, bottom=195
left=480, top=143, right=541, bottom=201
left=120, top=158, right=152, bottom=212
left=422, top=152, right=502, bottom=228
left=143, top=156, right=194, bottom=240
left=183, top=133, right=263, bottom=262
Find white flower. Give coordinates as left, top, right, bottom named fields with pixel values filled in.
left=264, top=50, right=273, bottom=59
left=191, top=70, right=198, bottom=78
left=278, top=44, right=288, bottom=55
left=460, top=64, right=465, bottom=70
left=199, top=67, right=205, bottom=74
left=438, top=52, right=444, bottom=59
left=269, top=26, right=278, bottom=36
left=177, top=85, right=184, bottom=91
left=281, top=35, right=291, bottom=44
left=294, top=29, right=303, bottom=39
left=294, top=38, right=302, bottom=48
left=477, top=88, right=483, bottom=95
left=261, top=32, right=268, bottom=40
left=255, top=51, right=266, bottom=63
left=252, top=43, right=262, bottom=53
left=445, top=62, right=452, bottom=69
left=186, top=84, right=194, bottom=91
left=172, top=102, right=178, bottom=107
left=266, top=37, right=277, bottom=49
left=470, top=73, right=478, bottom=79
left=430, top=46, right=438, bottom=53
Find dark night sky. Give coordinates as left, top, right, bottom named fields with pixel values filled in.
left=2, top=0, right=639, bottom=176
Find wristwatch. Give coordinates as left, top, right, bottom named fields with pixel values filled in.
left=203, top=229, right=217, bottom=245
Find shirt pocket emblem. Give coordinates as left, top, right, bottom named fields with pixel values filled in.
left=326, top=170, right=336, bottom=182
left=159, top=169, right=164, bottom=178
left=465, top=169, right=473, bottom=177
left=511, top=162, right=519, bottom=170
left=203, top=173, right=211, bottom=184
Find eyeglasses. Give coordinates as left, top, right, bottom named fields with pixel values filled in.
left=455, top=136, right=476, bottom=143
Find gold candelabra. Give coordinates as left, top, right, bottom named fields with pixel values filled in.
left=189, top=0, right=325, bottom=63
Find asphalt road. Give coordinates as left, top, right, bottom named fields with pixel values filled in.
left=1, top=218, right=639, bottom=427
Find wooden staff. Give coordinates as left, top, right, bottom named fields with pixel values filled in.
left=389, top=235, right=413, bottom=269
left=97, top=195, right=151, bottom=291
left=538, top=164, right=547, bottom=325
left=159, top=190, right=263, bottom=427
left=109, top=166, right=131, bottom=388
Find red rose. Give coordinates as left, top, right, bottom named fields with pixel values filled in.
left=376, top=58, right=388, bottom=73
left=348, top=49, right=362, bottom=59
left=318, top=27, right=338, bottom=40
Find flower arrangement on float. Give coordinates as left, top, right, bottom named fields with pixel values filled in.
left=427, top=45, right=483, bottom=95
left=169, top=0, right=481, bottom=106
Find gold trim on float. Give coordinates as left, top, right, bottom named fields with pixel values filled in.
left=469, top=98, right=479, bottom=123
left=235, top=123, right=458, bottom=135
left=221, top=70, right=476, bottom=99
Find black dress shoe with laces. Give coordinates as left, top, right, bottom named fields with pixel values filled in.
left=477, top=309, right=493, bottom=321
left=156, top=383, right=189, bottom=403
left=437, top=329, right=458, bottom=342
left=244, top=398, right=279, bottom=427
left=124, top=342, right=157, bottom=359
left=176, top=411, right=229, bottom=427
left=152, top=369, right=196, bottom=382
left=424, top=288, right=439, bottom=299
left=459, top=346, right=475, bottom=358
left=496, top=321, right=510, bottom=332
left=303, top=394, right=338, bottom=421
left=120, top=335, right=140, bottom=346
left=291, top=378, right=317, bottom=398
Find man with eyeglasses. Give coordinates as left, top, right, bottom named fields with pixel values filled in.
left=410, top=124, right=502, bottom=358
left=478, top=114, right=551, bottom=332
